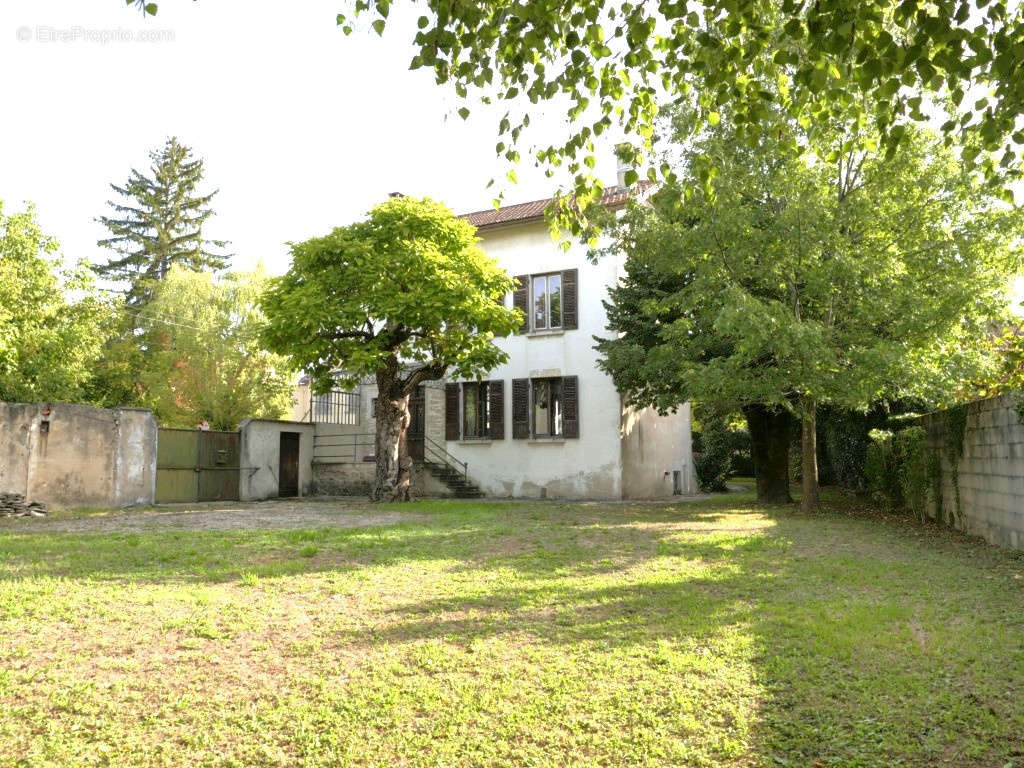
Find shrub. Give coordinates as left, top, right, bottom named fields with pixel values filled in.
left=865, top=427, right=930, bottom=516
left=818, top=401, right=924, bottom=491
left=726, top=426, right=755, bottom=476
left=693, top=417, right=733, bottom=492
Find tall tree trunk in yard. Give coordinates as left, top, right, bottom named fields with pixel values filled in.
left=373, top=367, right=413, bottom=502
left=743, top=404, right=794, bottom=504
left=800, top=396, right=819, bottom=512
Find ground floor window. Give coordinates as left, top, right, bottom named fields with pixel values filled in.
left=512, top=376, right=577, bottom=440
left=462, top=381, right=490, bottom=439
left=532, top=378, right=563, bottom=437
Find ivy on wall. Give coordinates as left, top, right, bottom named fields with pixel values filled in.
left=865, top=427, right=930, bottom=520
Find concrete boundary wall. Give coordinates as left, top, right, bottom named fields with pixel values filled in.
left=921, top=394, right=1024, bottom=550
left=0, top=401, right=157, bottom=508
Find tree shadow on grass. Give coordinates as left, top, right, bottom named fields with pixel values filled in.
left=325, top=501, right=1024, bottom=767
left=0, top=493, right=770, bottom=584
left=1, top=492, right=1022, bottom=765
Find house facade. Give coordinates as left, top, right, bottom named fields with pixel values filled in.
left=301, top=187, right=696, bottom=500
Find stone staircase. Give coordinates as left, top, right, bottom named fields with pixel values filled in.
left=420, top=460, right=485, bottom=498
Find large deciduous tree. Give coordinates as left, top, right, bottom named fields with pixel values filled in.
left=338, top=0, right=1024, bottom=214
left=260, top=196, right=521, bottom=502
left=597, top=113, right=1022, bottom=510
left=95, top=137, right=228, bottom=309
left=137, top=264, right=295, bottom=430
left=0, top=201, right=107, bottom=403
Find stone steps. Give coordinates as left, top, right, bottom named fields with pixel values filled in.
left=420, top=462, right=485, bottom=498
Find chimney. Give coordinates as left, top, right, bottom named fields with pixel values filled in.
left=616, top=158, right=629, bottom=188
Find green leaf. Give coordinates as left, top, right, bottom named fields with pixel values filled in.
left=372, top=19, right=386, bottom=36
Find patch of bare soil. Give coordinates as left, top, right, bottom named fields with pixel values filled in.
left=0, top=497, right=423, bottom=534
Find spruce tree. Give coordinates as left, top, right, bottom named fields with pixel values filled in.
left=95, top=137, right=228, bottom=308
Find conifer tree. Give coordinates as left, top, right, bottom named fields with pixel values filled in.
left=95, top=137, right=228, bottom=308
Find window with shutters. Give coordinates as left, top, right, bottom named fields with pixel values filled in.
left=531, top=378, right=563, bottom=437
left=448, top=380, right=505, bottom=441
left=511, top=375, right=579, bottom=440
left=462, top=381, right=490, bottom=439
left=531, top=273, right=562, bottom=330
left=514, top=269, right=577, bottom=333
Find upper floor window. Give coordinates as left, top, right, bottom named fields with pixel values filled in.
left=532, top=273, right=562, bottom=330
left=514, top=269, right=577, bottom=333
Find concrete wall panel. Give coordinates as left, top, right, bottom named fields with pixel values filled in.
left=921, top=394, right=1024, bottom=550
left=239, top=419, right=315, bottom=501
left=0, top=402, right=156, bottom=508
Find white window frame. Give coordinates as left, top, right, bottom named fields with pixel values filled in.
left=531, top=272, right=563, bottom=331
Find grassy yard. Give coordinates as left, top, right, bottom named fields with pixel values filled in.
left=1, top=491, right=1022, bottom=767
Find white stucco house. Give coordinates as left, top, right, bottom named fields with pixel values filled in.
left=299, top=184, right=696, bottom=500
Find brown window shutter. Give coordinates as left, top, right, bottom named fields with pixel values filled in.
left=488, top=380, right=505, bottom=440
left=562, top=375, right=579, bottom=438
left=445, top=383, right=460, bottom=441
left=512, top=378, right=530, bottom=439
left=513, top=275, right=530, bottom=334
left=561, top=268, right=578, bottom=329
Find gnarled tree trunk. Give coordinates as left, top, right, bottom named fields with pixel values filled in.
left=800, top=395, right=819, bottom=512
left=743, top=404, right=794, bottom=504
left=373, top=366, right=413, bottom=502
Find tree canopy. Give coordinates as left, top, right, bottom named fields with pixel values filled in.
left=597, top=112, right=1023, bottom=508
left=260, top=196, right=521, bottom=500
left=129, top=1, right=1024, bottom=228
left=138, top=264, right=295, bottom=430
left=339, top=0, right=1024, bottom=211
left=0, top=202, right=107, bottom=404
left=95, top=137, right=228, bottom=309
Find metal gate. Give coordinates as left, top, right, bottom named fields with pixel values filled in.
left=156, top=428, right=240, bottom=503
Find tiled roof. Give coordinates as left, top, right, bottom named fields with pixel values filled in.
left=460, top=183, right=650, bottom=230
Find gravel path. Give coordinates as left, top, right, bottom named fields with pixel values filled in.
left=0, top=497, right=424, bottom=534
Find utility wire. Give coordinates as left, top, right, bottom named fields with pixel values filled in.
left=94, top=288, right=260, bottom=339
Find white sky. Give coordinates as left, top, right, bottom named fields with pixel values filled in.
left=0, top=0, right=622, bottom=276
left=2, top=1, right=1021, bottom=309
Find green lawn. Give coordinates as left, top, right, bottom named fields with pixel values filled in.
left=2, top=491, right=1023, bottom=767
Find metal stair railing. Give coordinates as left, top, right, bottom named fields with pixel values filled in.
left=422, top=435, right=468, bottom=481
left=313, top=432, right=376, bottom=463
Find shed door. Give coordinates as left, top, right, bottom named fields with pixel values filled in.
left=279, top=432, right=300, bottom=498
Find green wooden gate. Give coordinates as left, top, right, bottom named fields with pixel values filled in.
left=156, top=428, right=240, bottom=503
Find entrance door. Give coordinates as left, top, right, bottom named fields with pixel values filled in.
left=407, top=386, right=425, bottom=461
left=279, top=432, right=300, bottom=497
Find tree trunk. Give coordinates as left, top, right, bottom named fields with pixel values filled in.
left=743, top=404, right=793, bottom=504
left=372, top=368, right=413, bottom=502
left=800, top=395, right=819, bottom=512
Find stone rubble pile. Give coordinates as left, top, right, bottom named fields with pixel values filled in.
left=0, top=492, right=47, bottom=517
